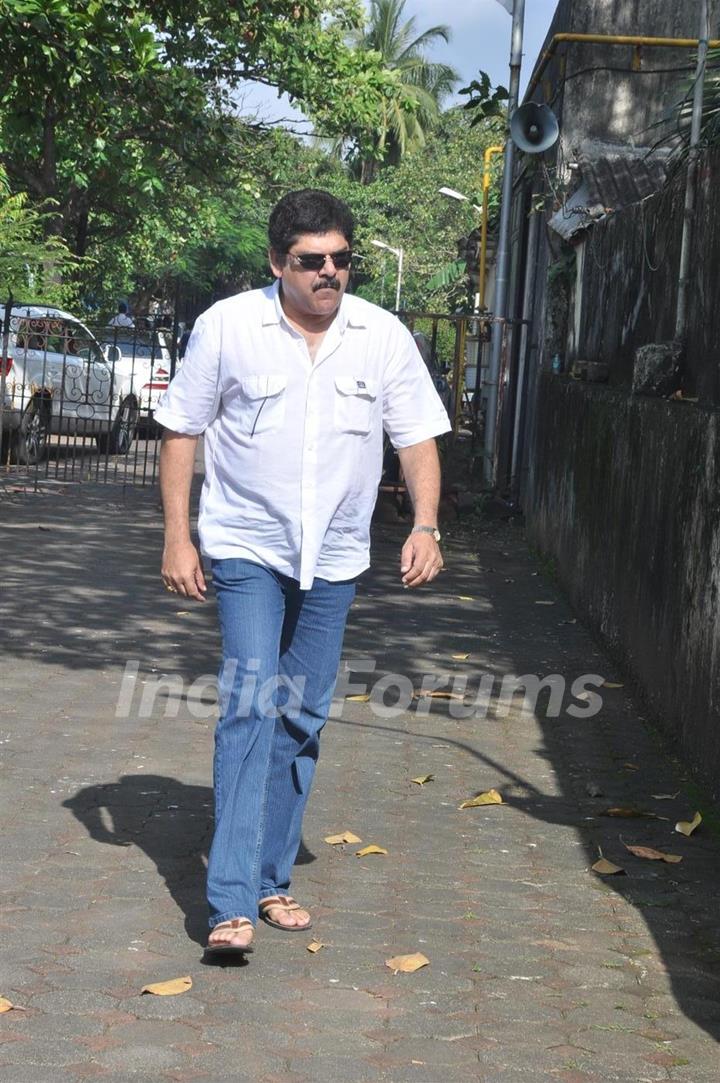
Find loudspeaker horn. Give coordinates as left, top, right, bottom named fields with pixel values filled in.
left=510, top=103, right=559, bottom=154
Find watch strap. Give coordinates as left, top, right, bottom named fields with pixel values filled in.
left=411, top=525, right=441, bottom=542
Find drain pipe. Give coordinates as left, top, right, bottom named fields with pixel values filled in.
left=675, top=0, right=709, bottom=342
left=484, top=0, right=525, bottom=487
left=510, top=202, right=541, bottom=495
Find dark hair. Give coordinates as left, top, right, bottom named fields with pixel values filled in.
left=268, top=189, right=354, bottom=256
left=118, top=301, right=128, bottom=314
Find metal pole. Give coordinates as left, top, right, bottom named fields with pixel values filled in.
left=510, top=203, right=540, bottom=494
left=0, top=292, right=12, bottom=466
left=395, top=248, right=403, bottom=312
left=479, top=146, right=504, bottom=311
left=675, top=0, right=708, bottom=341
left=484, top=0, right=525, bottom=486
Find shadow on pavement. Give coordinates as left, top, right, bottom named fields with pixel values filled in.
left=3, top=484, right=720, bottom=1045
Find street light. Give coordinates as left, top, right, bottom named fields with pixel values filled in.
left=439, top=160, right=502, bottom=313
left=438, top=186, right=482, bottom=213
left=370, top=239, right=403, bottom=312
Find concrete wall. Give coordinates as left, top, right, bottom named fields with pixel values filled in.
left=527, top=376, right=720, bottom=798
left=576, top=148, right=720, bottom=403
left=534, top=0, right=720, bottom=150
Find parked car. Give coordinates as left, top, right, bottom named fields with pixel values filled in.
left=98, top=328, right=176, bottom=433
left=0, top=304, right=135, bottom=464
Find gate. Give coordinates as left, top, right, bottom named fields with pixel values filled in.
left=1, top=302, right=180, bottom=492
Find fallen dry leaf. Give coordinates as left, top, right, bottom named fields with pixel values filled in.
left=652, top=791, right=680, bottom=800
left=600, top=807, right=658, bottom=819
left=141, top=976, right=192, bottom=996
left=413, top=689, right=464, bottom=701
left=622, top=763, right=640, bottom=771
left=356, top=844, right=388, bottom=857
left=459, top=788, right=503, bottom=809
left=306, top=940, right=324, bottom=953
left=345, top=693, right=371, bottom=702
left=602, top=681, right=624, bottom=689
left=175, top=610, right=191, bottom=616
left=385, top=952, right=430, bottom=974
left=457, top=596, right=474, bottom=602
left=535, top=600, right=555, bottom=605
left=411, top=774, right=434, bottom=786
left=675, top=810, right=702, bottom=836
left=592, top=858, right=626, bottom=875
left=623, top=843, right=683, bottom=864
left=324, top=831, right=362, bottom=845
left=451, top=653, right=470, bottom=661
left=0, top=996, right=14, bottom=1014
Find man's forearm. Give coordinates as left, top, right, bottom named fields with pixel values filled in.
left=397, top=438, right=441, bottom=525
left=159, top=432, right=199, bottom=544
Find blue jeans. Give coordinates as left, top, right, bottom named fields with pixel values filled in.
left=207, top=558, right=356, bottom=928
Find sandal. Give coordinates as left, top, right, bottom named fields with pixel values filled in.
left=259, top=894, right=312, bottom=932
left=205, top=917, right=255, bottom=956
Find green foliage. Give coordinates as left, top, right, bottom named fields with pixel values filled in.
left=341, top=0, right=460, bottom=179
left=0, top=1, right=502, bottom=316
left=0, top=0, right=406, bottom=306
left=0, top=170, right=79, bottom=305
left=333, top=108, right=504, bottom=312
left=460, top=71, right=509, bottom=125
left=672, top=48, right=720, bottom=149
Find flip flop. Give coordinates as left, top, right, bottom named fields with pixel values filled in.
left=205, top=917, right=255, bottom=956
left=259, top=894, right=312, bottom=932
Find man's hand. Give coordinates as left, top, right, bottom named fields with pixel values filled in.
left=400, top=531, right=443, bottom=588
left=161, top=539, right=207, bottom=601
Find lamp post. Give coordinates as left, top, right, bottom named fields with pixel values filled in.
left=440, top=162, right=502, bottom=312
left=370, top=239, right=403, bottom=312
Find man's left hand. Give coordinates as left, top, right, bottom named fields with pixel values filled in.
left=400, top=532, right=443, bottom=588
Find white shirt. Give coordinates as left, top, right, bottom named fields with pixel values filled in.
left=107, top=313, right=134, bottom=328
left=154, top=282, right=451, bottom=588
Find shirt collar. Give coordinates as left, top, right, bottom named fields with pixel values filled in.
left=261, top=279, right=367, bottom=331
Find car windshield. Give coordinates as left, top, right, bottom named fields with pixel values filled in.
left=113, top=340, right=166, bottom=361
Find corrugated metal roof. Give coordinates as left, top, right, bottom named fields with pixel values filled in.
left=578, top=143, right=669, bottom=213
left=548, top=142, right=669, bottom=239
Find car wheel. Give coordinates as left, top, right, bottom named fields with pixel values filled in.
left=98, top=395, right=139, bottom=455
left=14, top=396, right=51, bottom=466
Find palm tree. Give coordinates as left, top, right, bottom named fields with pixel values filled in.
left=350, top=0, right=460, bottom=181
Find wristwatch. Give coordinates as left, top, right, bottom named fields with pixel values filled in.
left=412, top=525, right=441, bottom=542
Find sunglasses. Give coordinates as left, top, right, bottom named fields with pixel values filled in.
left=287, top=250, right=353, bottom=272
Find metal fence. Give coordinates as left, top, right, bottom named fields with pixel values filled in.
left=0, top=302, right=490, bottom=493
left=399, top=311, right=491, bottom=443
left=1, top=302, right=179, bottom=491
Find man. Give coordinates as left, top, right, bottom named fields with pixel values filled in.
left=155, top=189, right=450, bottom=956
left=107, top=302, right=134, bottom=328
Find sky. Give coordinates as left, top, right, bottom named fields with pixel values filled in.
left=236, top=0, right=560, bottom=130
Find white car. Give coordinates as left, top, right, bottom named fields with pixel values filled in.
left=0, top=304, right=137, bottom=464
left=99, top=328, right=177, bottom=432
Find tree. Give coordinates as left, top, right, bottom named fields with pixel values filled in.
left=0, top=168, right=78, bottom=305
left=343, top=0, right=460, bottom=181
left=0, top=1, right=408, bottom=263
left=331, top=107, right=504, bottom=313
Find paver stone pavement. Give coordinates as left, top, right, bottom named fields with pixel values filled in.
left=0, top=475, right=719, bottom=1082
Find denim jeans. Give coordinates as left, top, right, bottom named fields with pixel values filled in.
left=207, top=558, right=356, bottom=928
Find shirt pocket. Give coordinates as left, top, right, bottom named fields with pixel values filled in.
left=334, top=376, right=377, bottom=435
left=237, top=373, right=287, bottom=435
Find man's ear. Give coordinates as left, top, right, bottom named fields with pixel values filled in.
left=268, top=248, right=285, bottom=278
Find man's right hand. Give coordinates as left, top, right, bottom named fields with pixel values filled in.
left=161, top=540, right=207, bottom=601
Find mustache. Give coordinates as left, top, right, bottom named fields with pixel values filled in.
left=312, top=279, right=341, bottom=292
